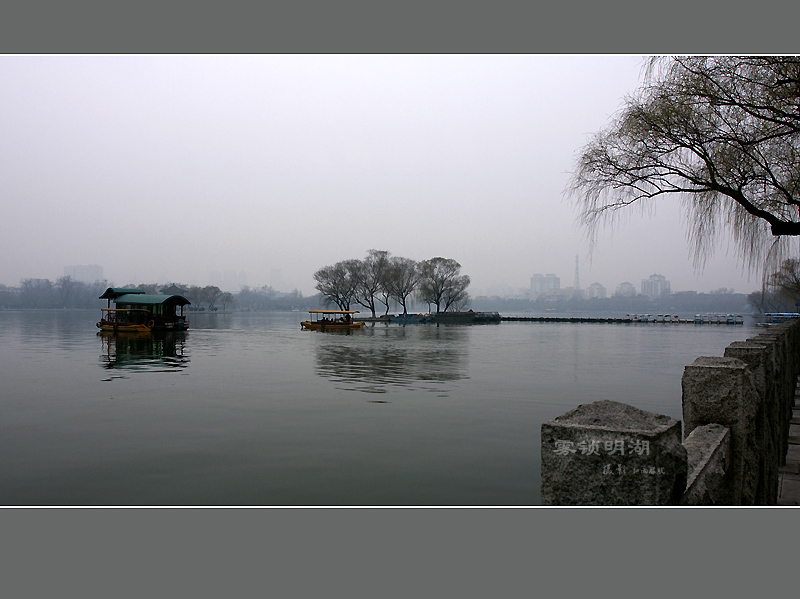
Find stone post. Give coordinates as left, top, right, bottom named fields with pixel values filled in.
left=541, top=400, right=687, bottom=505
left=682, top=356, right=760, bottom=504
left=749, top=330, right=790, bottom=463
left=680, top=424, right=732, bottom=505
left=723, top=341, right=775, bottom=504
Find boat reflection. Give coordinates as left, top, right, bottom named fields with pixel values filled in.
left=98, top=331, right=190, bottom=372
left=313, top=325, right=469, bottom=394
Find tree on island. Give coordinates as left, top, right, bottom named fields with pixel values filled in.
left=313, top=252, right=470, bottom=315
left=567, top=56, right=800, bottom=274
left=383, top=256, right=420, bottom=315
left=417, top=257, right=470, bottom=313
left=313, top=260, right=359, bottom=311
left=352, top=249, right=391, bottom=318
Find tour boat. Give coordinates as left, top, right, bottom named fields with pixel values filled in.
left=301, top=310, right=365, bottom=330
left=97, top=288, right=191, bottom=332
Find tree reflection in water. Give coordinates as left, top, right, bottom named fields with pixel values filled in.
left=313, top=324, right=469, bottom=394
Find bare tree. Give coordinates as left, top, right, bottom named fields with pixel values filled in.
left=352, top=250, right=391, bottom=318
left=418, top=257, right=470, bottom=313
left=314, top=260, right=359, bottom=311
left=768, top=258, right=800, bottom=302
left=567, top=56, right=800, bottom=274
left=384, top=256, right=420, bottom=315
left=19, top=278, right=56, bottom=308
left=202, top=286, right=223, bottom=310
left=56, top=275, right=76, bottom=308
left=748, top=289, right=794, bottom=314
left=219, top=292, right=234, bottom=311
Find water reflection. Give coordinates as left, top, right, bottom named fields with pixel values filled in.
left=313, top=324, right=470, bottom=394
left=98, top=331, right=190, bottom=373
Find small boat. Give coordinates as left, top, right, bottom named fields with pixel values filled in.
left=97, top=288, right=190, bottom=332
left=759, top=313, right=800, bottom=326
left=301, top=310, right=365, bottom=330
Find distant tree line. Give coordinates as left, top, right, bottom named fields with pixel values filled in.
left=313, top=250, right=470, bottom=317
left=0, top=277, right=110, bottom=309
left=0, top=277, right=320, bottom=312
left=234, top=286, right=318, bottom=312
left=14, top=259, right=799, bottom=316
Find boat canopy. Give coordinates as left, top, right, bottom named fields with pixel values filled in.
left=99, top=287, right=146, bottom=300
left=308, top=310, right=360, bottom=314
left=114, top=293, right=191, bottom=307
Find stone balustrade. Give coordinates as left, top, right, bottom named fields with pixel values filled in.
left=541, top=318, right=800, bottom=505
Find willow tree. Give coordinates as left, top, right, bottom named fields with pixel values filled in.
left=383, top=256, right=420, bottom=315
left=313, top=260, right=360, bottom=311
left=418, top=257, right=470, bottom=313
left=768, top=258, right=800, bottom=301
left=352, top=249, right=391, bottom=318
left=567, top=56, right=800, bottom=274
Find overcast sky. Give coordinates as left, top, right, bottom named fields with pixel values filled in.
left=0, top=55, right=765, bottom=296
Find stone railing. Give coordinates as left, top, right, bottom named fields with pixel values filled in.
left=541, top=318, right=800, bottom=505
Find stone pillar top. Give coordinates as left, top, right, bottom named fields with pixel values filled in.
left=551, top=400, right=678, bottom=434
left=685, top=356, right=748, bottom=370
left=541, top=400, right=687, bottom=505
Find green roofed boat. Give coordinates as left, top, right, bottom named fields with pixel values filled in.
left=97, top=287, right=191, bottom=332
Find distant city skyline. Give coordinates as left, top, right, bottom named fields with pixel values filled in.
left=43, top=262, right=753, bottom=298
left=0, top=56, right=766, bottom=298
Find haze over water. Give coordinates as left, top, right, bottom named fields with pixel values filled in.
left=0, top=310, right=758, bottom=505
left=0, top=55, right=760, bottom=297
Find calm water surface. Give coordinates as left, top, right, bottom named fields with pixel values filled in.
left=0, top=310, right=758, bottom=505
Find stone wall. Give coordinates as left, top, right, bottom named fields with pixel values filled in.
left=541, top=318, right=800, bottom=505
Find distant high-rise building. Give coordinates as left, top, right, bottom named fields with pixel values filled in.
left=641, top=274, right=670, bottom=298
left=531, top=274, right=544, bottom=295
left=63, top=264, right=103, bottom=283
left=530, top=273, right=560, bottom=297
left=615, top=281, right=637, bottom=297
left=586, top=282, right=607, bottom=299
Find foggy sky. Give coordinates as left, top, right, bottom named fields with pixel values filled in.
left=0, top=55, right=764, bottom=296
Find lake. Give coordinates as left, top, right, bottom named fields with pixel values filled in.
left=0, top=309, right=758, bottom=505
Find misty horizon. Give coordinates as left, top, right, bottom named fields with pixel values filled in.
left=1, top=55, right=765, bottom=298
left=10, top=261, right=756, bottom=299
